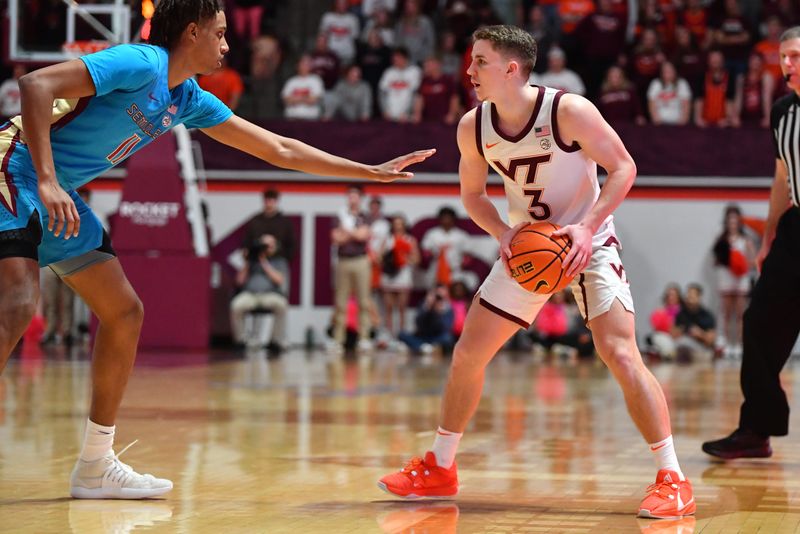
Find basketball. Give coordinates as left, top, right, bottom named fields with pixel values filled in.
left=508, top=222, right=574, bottom=294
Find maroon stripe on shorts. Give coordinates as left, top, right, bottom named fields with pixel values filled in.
left=479, top=297, right=530, bottom=328
left=578, top=273, right=588, bottom=323
left=0, top=129, right=21, bottom=216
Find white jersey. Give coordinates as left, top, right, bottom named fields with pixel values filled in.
left=477, top=86, right=617, bottom=248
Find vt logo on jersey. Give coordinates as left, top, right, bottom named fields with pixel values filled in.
left=492, top=154, right=553, bottom=220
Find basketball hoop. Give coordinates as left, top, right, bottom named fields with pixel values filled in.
left=62, top=40, right=112, bottom=58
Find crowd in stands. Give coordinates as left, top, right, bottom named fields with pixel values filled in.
left=1, top=1, right=798, bottom=126
left=184, top=0, right=800, bottom=129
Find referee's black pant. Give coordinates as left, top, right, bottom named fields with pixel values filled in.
left=739, top=208, right=800, bottom=436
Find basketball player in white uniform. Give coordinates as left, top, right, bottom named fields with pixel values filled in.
left=378, top=25, right=695, bottom=520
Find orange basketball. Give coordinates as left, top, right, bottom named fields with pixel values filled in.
left=508, top=222, right=574, bottom=294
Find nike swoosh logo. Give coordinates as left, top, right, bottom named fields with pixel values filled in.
left=650, top=443, right=667, bottom=451
left=485, top=141, right=500, bottom=149
left=437, top=430, right=452, bottom=436
left=148, top=92, right=158, bottom=102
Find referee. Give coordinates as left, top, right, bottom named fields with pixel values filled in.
left=703, top=27, right=800, bottom=459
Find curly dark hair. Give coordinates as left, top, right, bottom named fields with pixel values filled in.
left=472, top=25, right=537, bottom=77
left=149, top=0, right=222, bottom=51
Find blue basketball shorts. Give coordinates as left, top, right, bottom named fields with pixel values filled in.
left=0, top=122, right=107, bottom=267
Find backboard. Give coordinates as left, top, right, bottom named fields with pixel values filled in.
left=8, top=0, right=132, bottom=62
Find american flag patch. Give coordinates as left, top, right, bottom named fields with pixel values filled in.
left=168, top=104, right=178, bottom=114
left=534, top=125, right=550, bottom=137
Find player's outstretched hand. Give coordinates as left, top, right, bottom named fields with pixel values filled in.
left=38, top=180, right=80, bottom=239
left=499, top=222, right=528, bottom=276
left=372, top=149, right=436, bottom=182
left=553, top=223, right=592, bottom=278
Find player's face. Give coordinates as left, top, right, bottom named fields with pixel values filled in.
left=779, top=37, right=800, bottom=93
left=195, top=11, right=229, bottom=74
left=467, top=40, right=511, bottom=101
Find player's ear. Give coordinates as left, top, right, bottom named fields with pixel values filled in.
left=186, top=22, right=199, bottom=41
left=506, top=60, right=519, bottom=78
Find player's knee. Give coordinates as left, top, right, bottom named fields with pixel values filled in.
left=103, top=295, right=144, bottom=329
left=601, top=344, right=638, bottom=377
left=0, top=298, right=38, bottom=339
left=450, top=342, right=482, bottom=376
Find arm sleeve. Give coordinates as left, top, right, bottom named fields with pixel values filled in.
left=180, top=78, right=233, bottom=130
left=80, top=44, right=159, bottom=96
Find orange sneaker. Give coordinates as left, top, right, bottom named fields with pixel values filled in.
left=638, top=469, right=696, bottom=519
left=378, top=451, right=458, bottom=499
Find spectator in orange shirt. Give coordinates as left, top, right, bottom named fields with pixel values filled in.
left=694, top=49, right=735, bottom=128
left=197, top=57, right=244, bottom=111
left=681, top=0, right=711, bottom=50
left=754, top=16, right=785, bottom=87
left=558, top=0, right=595, bottom=37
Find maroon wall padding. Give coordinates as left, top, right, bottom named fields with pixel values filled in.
left=118, top=255, right=210, bottom=350
left=112, top=134, right=195, bottom=253
left=195, top=121, right=775, bottom=177
left=314, top=216, right=335, bottom=306
left=111, top=132, right=209, bottom=350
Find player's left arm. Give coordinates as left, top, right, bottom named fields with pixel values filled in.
left=552, top=93, right=637, bottom=277
left=19, top=59, right=97, bottom=239
left=201, top=115, right=435, bottom=182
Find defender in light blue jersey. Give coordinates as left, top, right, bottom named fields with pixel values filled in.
left=0, top=0, right=435, bottom=500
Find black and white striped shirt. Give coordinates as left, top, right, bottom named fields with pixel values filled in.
left=772, top=92, right=800, bottom=207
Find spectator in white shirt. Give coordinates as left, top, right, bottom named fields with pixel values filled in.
left=281, top=54, right=325, bottom=120
left=529, top=47, right=585, bottom=95
left=319, top=0, right=361, bottom=66
left=362, top=0, right=397, bottom=18
left=379, top=47, right=422, bottom=122
left=420, top=206, right=475, bottom=290
left=647, top=61, right=693, bottom=125
left=0, top=64, right=26, bottom=119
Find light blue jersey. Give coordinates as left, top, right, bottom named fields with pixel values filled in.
left=0, top=44, right=233, bottom=266
left=7, top=43, right=232, bottom=190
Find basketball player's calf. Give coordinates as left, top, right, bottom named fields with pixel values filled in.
left=58, top=256, right=173, bottom=499
left=590, top=301, right=695, bottom=519
left=0, top=243, right=42, bottom=369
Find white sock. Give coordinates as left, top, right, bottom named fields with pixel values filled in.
left=649, top=435, right=684, bottom=480
left=79, top=419, right=115, bottom=462
left=431, top=427, right=462, bottom=469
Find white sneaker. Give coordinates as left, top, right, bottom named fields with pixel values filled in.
left=325, top=340, right=344, bottom=355
left=70, top=442, right=173, bottom=499
left=357, top=339, right=374, bottom=353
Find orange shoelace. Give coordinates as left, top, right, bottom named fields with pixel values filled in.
left=401, top=457, right=425, bottom=473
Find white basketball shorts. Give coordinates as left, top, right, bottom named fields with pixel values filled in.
left=476, top=245, right=635, bottom=328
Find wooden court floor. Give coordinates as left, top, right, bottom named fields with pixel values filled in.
left=1, top=346, right=800, bottom=533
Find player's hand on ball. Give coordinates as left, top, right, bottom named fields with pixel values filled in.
left=500, top=222, right=529, bottom=276
left=553, top=222, right=592, bottom=278
left=38, top=180, right=80, bottom=239
left=372, top=149, right=436, bottom=182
